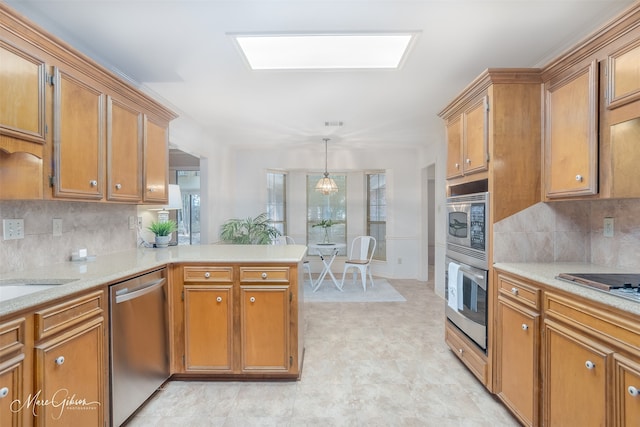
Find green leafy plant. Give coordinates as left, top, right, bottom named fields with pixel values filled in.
left=147, top=220, right=178, bottom=237
left=312, top=219, right=334, bottom=229
left=219, top=212, right=280, bottom=244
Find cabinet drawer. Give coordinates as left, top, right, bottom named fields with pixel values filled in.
left=240, top=267, right=290, bottom=283
left=34, top=290, right=104, bottom=340
left=183, top=266, right=233, bottom=283
left=0, top=318, right=25, bottom=359
left=445, top=322, right=488, bottom=386
left=498, top=274, right=540, bottom=310
left=544, top=292, right=640, bottom=349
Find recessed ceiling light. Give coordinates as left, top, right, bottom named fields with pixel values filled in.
left=231, top=32, right=418, bottom=70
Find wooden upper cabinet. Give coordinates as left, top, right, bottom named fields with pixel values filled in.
left=544, top=60, right=599, bottom=198
left=52, top=67, right=104, bottom=200
left=0, top=40, right=46, bottom=144
left=463, top=96, right=489, bottom=175
left=143, top=117, right=168, bottom=203
left=446, top=116, right=463, bottom=179
left=107, top=96, right=142, bottom=202
left=607, top=39, right=640, bottom=109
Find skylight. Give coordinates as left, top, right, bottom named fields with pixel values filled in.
left=232, top=33, right=417, bottom=70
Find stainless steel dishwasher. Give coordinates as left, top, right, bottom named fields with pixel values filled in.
left=110, top=268, right=170, bottom=426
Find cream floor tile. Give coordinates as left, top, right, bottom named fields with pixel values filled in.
left=126, top=277, right=519, bottom=427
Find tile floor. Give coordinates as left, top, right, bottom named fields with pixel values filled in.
left=126, top=277, right=519, bottom=426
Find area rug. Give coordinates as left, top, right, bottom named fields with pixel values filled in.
left=303, top=278, right=406, bottom=303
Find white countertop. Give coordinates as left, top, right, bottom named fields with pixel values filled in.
left=0, top=244, right=308, bottom=317
left=493, top=262, right=640, bottom=316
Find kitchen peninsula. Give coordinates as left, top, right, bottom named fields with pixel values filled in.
left=0, top=244, right=307, bottom=426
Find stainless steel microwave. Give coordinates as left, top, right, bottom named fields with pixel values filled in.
left=446, top=192, right=489, bottom=269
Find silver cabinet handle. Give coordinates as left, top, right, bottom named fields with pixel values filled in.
left=576, top=174, right=583, bottom=182
left=454, top=163, right=459, bottom=169
left=250, top=296, right=256, bottom=303
left=55, top=356, right=65, bottom=366
left=204, top=272, right=211, bottom=278
left=115, top=183, right=122, bottom=190
left=90, top=180, right=98, bottom=187
left=261, top=272, right=267, bottom=279
left=511, top=287, right=519, bottom=296
left=148, top=188, right=154, bottom=192
left=458, top=348, right=463, bottom=355
left=585, top=360, right=595, bottom=370
left=0, top=387, right=8, bottom=398
left=522, top=324, right=529, bottom=331
left=628, top=386, right=639, bottom=397
left=216, top=296, right=222, bottom=302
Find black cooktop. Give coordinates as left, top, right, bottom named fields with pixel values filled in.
left=557, top=273, right=640, bottom=291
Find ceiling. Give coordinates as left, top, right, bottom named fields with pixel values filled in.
left=5, top=0, right=636, bottom=151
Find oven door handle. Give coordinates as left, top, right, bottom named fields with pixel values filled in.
left=115, top=278, right=165, bottom=304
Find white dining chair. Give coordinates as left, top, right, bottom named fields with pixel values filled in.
left=275, top=236, right=313, bottom=285
left=340, top=236, right=376, bottom=291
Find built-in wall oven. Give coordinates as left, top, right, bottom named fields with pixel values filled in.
left=445, top=192, right=489, bottom=352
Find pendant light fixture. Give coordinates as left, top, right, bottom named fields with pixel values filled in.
left=315, top=138, right=338, bottom=195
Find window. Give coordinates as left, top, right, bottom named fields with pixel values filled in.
left=367, top=172, right=386, bottom=260
left=307, top=174, right=346, bottom=255
left=266, top=171, right=287, bottom=235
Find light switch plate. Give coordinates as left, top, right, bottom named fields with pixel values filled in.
left=2, top=219, right=24, bottom=240
left=128, top=216, right=136, bottom=230
left=604, top=217, right=614, bottom=238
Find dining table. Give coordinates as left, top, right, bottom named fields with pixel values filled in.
left=307, top=243, right=346, bottom=292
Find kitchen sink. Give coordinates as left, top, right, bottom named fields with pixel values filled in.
left=0, top=279, right=77, bottom=301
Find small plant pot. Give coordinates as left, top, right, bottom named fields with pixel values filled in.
left=155, top=235, right=171, bottom=248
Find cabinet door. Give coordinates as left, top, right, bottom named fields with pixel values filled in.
left=495, top=297, right=539, bottom=427
left=34, top=318, right=104, bottom=427
left=608, top=116, right=640, bottom=198
left=544, top=60, right=598, bottom=198
left=184, top=286, right=233, bottom=372
left=0, top=355, right=25, bottom=427
left=240, top=286, right=290, bottom=372
left=607, top=39, right=640, bottom=109
left=446, top=115, right=463, bottom=179
left=613, top=353, right=640, bottom=427
left=143, top=116, right=168, bottom=203
left=106, top=96, right=142, bottom=202
left=0, top=40, right=46, bottom=144
left=53, top=67, right=104, bottom=199
left=463, top=96, right=488, bottom=175
left=543, top=320, right=612, bottom=426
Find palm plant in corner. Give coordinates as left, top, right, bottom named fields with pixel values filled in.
left=220, top=212, right=280, bottom=244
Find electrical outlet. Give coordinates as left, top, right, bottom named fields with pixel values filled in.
left=604, top=217, right=614, bottom=238
left=2, top=219, right=24, bottom=240
left=128, top=216, right=136, bottom=230
left=52, top=218, right=62, bottom=236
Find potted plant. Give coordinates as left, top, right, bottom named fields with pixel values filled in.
left=312, top=219, right=333, bottom=243
left=148, top=220, right=178, bottom=248
left=219, top=212, right=280, bottom=244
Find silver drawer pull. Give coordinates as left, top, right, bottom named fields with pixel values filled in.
left=261, top=272, right=267, bottom=279
left=115, top=183, right=122, bottom=190
left=454, top=163, right=459, bottom=169
left=576, top=174, right=583, bottom=182
left=628, top=386, right=639, bottom=397
left=585, top=360, right=595, bottom=370
left=250, top=296, right=256, bottom=303
left=90, top=180, right=98, bottom=187
left=511, top=287, right=519, bottom=296
left=55, top=356, right=65, bottom=366
left=521, top=324, right=528, bottom=331
left=216, top=296, right=222, bottom=302
left=204, top=272, right=211, bottom=278
left=458, top=348, right=463, bottom=355
left=0, top=387, right=8, bottom=398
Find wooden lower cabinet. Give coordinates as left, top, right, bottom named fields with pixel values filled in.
left=542, top=319, right=612, bottom=426
left=34, top=318, right=105, bottom=426
left=613, top=354, right=640, bottom=427
left=0, top=355, right=24, bottom=427
left=495, top=297, right=539, bottom=426
left=184, top=285, right=233, bottom=372
left=240, top=286, right=290, bottom=372
left=178, top=264, right=300, bottom=378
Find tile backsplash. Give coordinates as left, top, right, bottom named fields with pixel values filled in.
left=494, top=198, right=640, bottom=269
left=0, top=201, right=137, bottom=274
